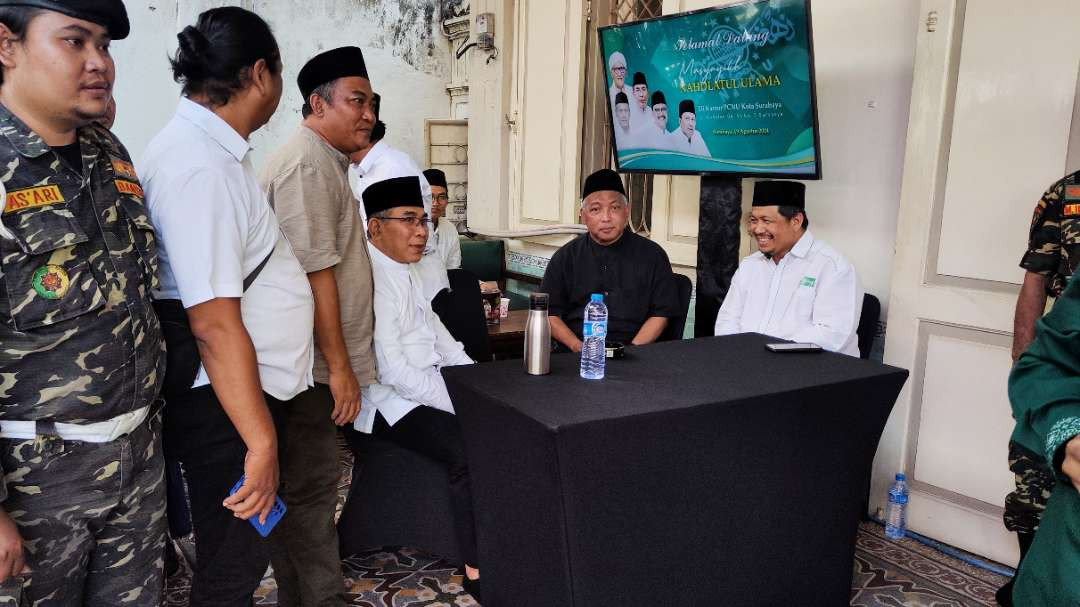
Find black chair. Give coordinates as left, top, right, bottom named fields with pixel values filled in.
left=432, top=268, right=493, bottom=363
left=459, top=238, right=538, bottom=311
left=856, top=293, right=881, bottom=360
left=337, top=428, right=464, bottom=564
left=659, top=274, right=694, bottom=342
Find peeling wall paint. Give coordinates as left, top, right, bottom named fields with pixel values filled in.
left=111, top=0, right=454, bottom=168
left=355, top=0, right=444, bottom=74
left=441, top=0, right=469, bottom=20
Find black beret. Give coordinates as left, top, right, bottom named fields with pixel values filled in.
left=614, top=91, right=629, bottom=106
left=298, top=46, right=369, bottom=102
left=582, top=168, right=625, bottom=200
left=650, top=91, right=666, bottom=107
left=423, top=168, right=447, bottom=190
left=678, top=99, right=695, bottom=116
left=632, top=71, right=647, bottom=86
left=752, top=180, right=805, bottom=209
left=0, top=0, right=129, bottom=39
left=363, top=176, right=423, bottom=218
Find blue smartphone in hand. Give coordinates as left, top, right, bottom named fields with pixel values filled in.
left=229, top=476, right=286, bottom=537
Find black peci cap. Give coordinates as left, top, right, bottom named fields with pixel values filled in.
left=651, top=91, right=666, bottom=107
left=614, top=91, right=629, bottom=106
left=582, top=168, right=625, bottom=200
left=298, top=46, right=369, bottom=101
left=678, top=99, right=695, bottom=116
left=752, top=181, right=805, bottom=209
left=632, top=71, right=647, bottom=86
left=422, top=168, right=447, bottom=190
left=362, top=176, right=424, bottom=218
left=0, top=0, right=130, bottom=39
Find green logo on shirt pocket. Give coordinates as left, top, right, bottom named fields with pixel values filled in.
left=800, top=276, right=816, bottom=288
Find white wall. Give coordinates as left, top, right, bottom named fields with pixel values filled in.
left=802, top=0, right=920, bottom=313
left=110, top=0, right=453, bottom=168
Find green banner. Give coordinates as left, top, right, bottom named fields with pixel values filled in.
left=599, top=0, right=820, bottom=177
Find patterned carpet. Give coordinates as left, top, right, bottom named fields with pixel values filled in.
left=164, top=441, right=1012, bottom=606
left=852, top=523, right=1009, bottom=606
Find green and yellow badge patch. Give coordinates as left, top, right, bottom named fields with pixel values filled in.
left=800, top=276, right=817, bottom=288
left=32, top=264, right=70, bottom=299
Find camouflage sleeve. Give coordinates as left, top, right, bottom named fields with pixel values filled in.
left=1019, top=180, right=1065, bottom=275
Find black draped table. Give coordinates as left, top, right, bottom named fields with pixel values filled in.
left=443, top=333, right=908, bottom=607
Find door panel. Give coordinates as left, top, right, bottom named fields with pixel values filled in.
left=880, top=0, right=1080, bottom=566
left=509, top=0, right=587, bottom=227
left=935, top=1, right=1078, bottom=285
left=910, top=326, right=1014, bottom=509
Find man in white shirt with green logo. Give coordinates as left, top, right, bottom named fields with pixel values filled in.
left=714, top=181, right=863, bottom=356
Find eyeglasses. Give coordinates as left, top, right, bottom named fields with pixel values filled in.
left=377, top=215, right=432, bottom=228
left=433, top=193, right=450, bottom=203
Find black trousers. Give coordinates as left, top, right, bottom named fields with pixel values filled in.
left=163, top=385, right=286, bottom=607
left=269, top=384, right=347, bottom=607
left=372, top=407, right=479, bottom=567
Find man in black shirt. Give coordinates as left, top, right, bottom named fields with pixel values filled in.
left=540, top=169, right=679, bottom=351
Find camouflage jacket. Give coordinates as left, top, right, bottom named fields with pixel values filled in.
left=0, top=104, right=164, bottom=424
left=1020, top=170, right=1080, bottom=298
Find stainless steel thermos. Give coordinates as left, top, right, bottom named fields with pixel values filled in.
left=524, top=292, right=551, bottom=375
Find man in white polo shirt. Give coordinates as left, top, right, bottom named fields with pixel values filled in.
left=715, top=181, right=863, bottom=356
left=140, top=9, right=315, bottom=602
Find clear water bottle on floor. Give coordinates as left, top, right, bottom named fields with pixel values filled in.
left=884, top=472, right=908, bottom=540
left=580, top=293, right=608, bottom=380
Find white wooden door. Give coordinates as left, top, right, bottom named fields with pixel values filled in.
left=507, top=0, right=588, bottom=231
left=877, top=0, right=1080, bottom=566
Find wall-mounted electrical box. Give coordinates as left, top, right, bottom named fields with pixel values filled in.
left=476, top=12, right=495, bottom=50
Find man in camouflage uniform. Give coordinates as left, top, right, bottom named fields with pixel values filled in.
left=0, top=1, right=166, bottom=605
left=1003, top=169, right=1080, bottom=605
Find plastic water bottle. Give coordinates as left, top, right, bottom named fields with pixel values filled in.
left=884, top=472, right=908, bottom=540
left=580, top=293, right=608, bottom=380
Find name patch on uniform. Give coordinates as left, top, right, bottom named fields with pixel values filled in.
left=1064, top=203, right=1080, bottom=217
left=32, top=264, right=70, bottom=299
left=110, top=157, right=138, bottom=180
left=115, top=179, right=144, bottom=198
left=4, top=185, right=65, bottom=214
left=800, top=276, right=816, bottom=288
